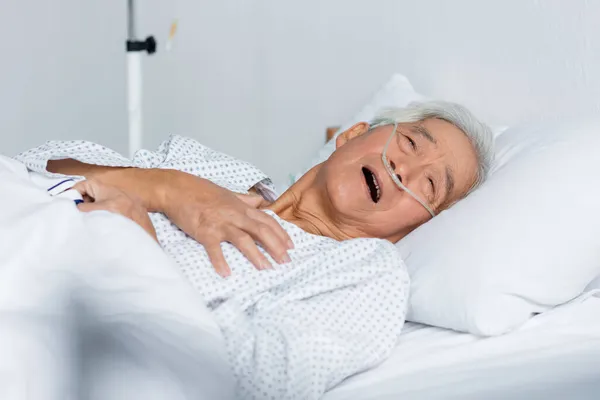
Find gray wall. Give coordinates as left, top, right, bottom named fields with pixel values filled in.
left=0, top=1, right=128, bottom=156
left=3, top=1, right=600, bottom=190
left=141, top=0, right=600, bottom=189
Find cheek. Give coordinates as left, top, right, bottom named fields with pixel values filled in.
left=324, top=167, right=365, bottom=209
left=332, top=134, right=383, bottom=163
left=365, top=199, right=431, bottom=238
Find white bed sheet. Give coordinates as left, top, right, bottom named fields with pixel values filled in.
left=325, top=292, right=600, bottom=400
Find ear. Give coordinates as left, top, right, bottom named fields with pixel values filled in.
left=335, top=122, right=370, bottom=149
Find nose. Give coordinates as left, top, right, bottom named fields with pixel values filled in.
left=389, top=157, right=423, bottom=185
left=389, top=160, right=402, bottom=183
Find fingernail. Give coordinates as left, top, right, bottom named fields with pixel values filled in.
left=261, top=261, right=272, bottom=270
left=218, top=268, right=230, bottom=278
left=287, top=240, right=294, bottom=249
left=280, top=253, right=291, bottom=264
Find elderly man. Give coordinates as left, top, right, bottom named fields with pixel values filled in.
left=16, top=101, right=493, bottom=400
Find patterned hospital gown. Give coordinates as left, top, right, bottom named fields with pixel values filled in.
left=15, top=135, right=410, bottom=400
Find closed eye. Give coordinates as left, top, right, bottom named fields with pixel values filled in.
left=405, top=135, right=417, bottom=150
left=428, top=178, right=436, bottom=200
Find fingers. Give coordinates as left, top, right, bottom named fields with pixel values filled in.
left=73, top=180, right=97, bottom=201
left=243, top=209, right=293, bottom=263
left=251, top=210, right=294, bottom=249
left=235, top=192, right=265, bottom=208
left=227, top=231, right=274, bottom=271
left=74, top=179, right=117, bottom=203
left=205, top=243, right=232, bottom=278
left=241, top=221, right=291, bottom=265
left=77, top=199, right=121, bottom=214
left=77, top=198, right=159, bottom=243
left=77, top=201, right=105, bottom=212
left=235, top=191, right=290, bottom=248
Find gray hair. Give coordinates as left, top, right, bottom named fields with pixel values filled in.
left=369, top=100, right=494, bottom=196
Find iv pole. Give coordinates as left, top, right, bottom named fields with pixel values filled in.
left=126, top=0, right=156, bottom=158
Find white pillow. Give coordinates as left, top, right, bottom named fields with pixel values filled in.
left=397, top=117, right=600, bottom=336
left=587, top=275, right=600, bottom=291
left=291, top=74, right=427, bottom=184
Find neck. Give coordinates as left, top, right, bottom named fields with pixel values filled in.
left=265, top=166, right=353, bottom=241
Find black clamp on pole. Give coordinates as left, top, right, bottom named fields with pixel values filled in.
left=126, top=36, right=157, bottom=54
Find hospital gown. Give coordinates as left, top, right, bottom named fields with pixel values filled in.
left=15, top=135, right=410, bottom=400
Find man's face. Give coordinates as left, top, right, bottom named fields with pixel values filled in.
left=315, top=118, right=478, bottom=242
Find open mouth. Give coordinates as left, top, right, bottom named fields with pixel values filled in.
left=362, top=167, right=381, bottom=203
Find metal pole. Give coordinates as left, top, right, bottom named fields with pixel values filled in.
left=127, top=0, right=142, bottom=158
left=127, top=0, right=136, bottom=40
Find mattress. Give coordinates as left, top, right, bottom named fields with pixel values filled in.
left=325, top=292, right=600, bottom=400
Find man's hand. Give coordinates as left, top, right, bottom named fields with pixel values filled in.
left=48, top=160, right=293, bottom=277
left=73, top=179, right=158, bottom=242
left=160, top=172, right=293, bottom=277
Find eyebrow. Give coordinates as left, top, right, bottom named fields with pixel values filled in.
left=411, top=125, right=437, bottom=145
left=444, top=166, right=455, bottom=201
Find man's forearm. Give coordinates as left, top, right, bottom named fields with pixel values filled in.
left=47, top=159, right=171, bottom=212
left=47, top=158, right=253, bottom=218
left=47, top=159, right=125, bottom=179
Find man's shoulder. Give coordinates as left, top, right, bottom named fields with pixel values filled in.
left=152, top=135, right=274, bottom=194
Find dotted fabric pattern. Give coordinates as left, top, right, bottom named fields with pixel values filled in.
left=16, top=135, right=410, bottom=400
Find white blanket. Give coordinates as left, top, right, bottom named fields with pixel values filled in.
left=0, top=156, right=233, bottom=400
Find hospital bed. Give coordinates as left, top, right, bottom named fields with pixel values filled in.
left=4, top=116, right=600, bottom=400
left=4, top=124, right=600, bottom=400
